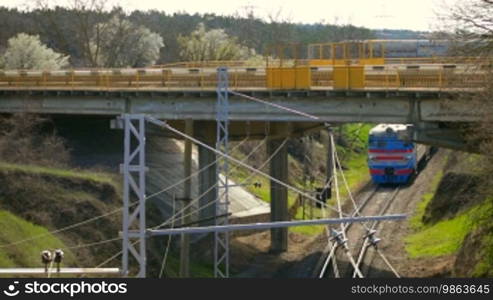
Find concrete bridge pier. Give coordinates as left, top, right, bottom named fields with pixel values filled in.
left=268, top=123, right=291, bottom=253
left=145, top=131, right=193, bottom=221
left=196, top=121, right=218, bottom=226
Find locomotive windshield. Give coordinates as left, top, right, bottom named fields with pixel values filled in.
left=368, top=136, right=413, bottom=150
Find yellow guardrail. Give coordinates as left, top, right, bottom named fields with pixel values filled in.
left=0, top=64, right=489, bottom=91
left=266, top=67, right=311, bottom=89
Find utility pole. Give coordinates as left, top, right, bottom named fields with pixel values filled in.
left=179, top=119, right=193, bottom=277
left=215, top=67, right=230, bottom=277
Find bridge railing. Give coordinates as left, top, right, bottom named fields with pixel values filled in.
left=0, top=63, right=489, bottom=91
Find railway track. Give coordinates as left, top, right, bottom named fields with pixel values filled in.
left=315, top=184, right=401, bottom=278
left=352, top=187, right=401, bottom=278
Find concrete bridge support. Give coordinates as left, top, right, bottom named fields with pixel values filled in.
left=145, top=132, right=189, bottom=220
left=268, top=123, right=290, bottom=253
left=196, top=121, right=218, bottom=226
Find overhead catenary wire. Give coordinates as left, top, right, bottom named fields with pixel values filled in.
left=152, top=136, right=286, bottom=236
left=93, top=136, right=270, bottom=277
left=64, top=237, right=122, bottom=251
left=376, top=248, right=401, bottom=278
left=159, top=193, right=177, bottom=278
left=351, top=187, right=401, bottom=278
left=93, top=135, right=274, bottom=277
left=145, top=136, right=251, bottom=201
left=147, top=116, right=347, bottom=216
left=329, top=133, right=364, bottom=278
left=0, top=136, right=252, bottom=250
left=333, top=140, right=372, bottom=231
left=229, top=90, right=320, bottom=121
left=0, top=208, right=123, bottom=249
left=318, top=243, right=337, bottom=278
left=152, top=137, right=270, bottom=230
left=318, top=131, right=374, bottom=278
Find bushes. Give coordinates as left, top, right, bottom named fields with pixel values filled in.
left=0, top=113, right=70, bottom=167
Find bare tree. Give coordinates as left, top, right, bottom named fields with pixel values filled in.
left=267, top=8, right=295, bottom=46
left=92, top=16, right=164, bottom=67
left=33, top=0, right=113, bottom=67
left=441, top=0, right=493, bottom=177
left=439, top=0, right=493, bottom=56
left=70, top=0, right=110, bottom=67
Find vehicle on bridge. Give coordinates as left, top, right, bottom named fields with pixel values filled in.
left=367, top=124, right=430, bottom=184
left=375, top=39, right=450, bottom=58
left=307, top=39, right=452, bottom=65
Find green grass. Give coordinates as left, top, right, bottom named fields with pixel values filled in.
left=471, top=199, right=493, bottom=277
left=336, top=152, right=370, bottom=199
left=0, top=210, right=76, bottom=270
left=405, top=199, right=491, bottom=259
left=290, top=148, right=370, bottom=235
left=0, top=162, right=115, bottom=186
left=473, top=229, right=493, bottom=277
left=410, top=171, right=444, bottom=230
left=405, top=168, right=473, bottom=258
left=159, top=252, right=214, bottom=278
left=405, top=211, right=473, bottom=258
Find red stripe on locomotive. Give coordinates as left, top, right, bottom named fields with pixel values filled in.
left=368, top=149, right=413, bottom=153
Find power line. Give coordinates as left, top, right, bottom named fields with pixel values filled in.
left=0, top=137, right=252, bottom=250
left=159, top=194, right=176, bottom=278
left=330, top=133, right=364, bottom=278
left=152, top=137, right=269, bottom=230
left=229, top=90, right=320, bottom=121
left=147, top=116, right=346, bottom=216
left=64, top=237, right=122, bottom=250
left=0, top=208, right=123, bottom=249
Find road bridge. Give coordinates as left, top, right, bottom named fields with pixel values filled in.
left=0, top=64, right=486, bottom=257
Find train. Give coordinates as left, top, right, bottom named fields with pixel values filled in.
left=374, top=39, right=450, bottom=58
left=367, top=124, right=431, bottom=184
left=307, top=39, right=452, bottom=64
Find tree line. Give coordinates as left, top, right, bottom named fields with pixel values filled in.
left=0, top=4, right=375, bottom=68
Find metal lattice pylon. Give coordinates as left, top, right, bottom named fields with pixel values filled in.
left=121, top=114, right=147, bottom=278
left=215, top=67, right=230, bottom=277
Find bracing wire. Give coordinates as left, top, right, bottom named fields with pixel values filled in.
left=330, top=133, right=364, bottom=278
left=151, top=137, right=269, bottom=230
left=330, top=133, right=400, bottom=279
left=149, top=117, right=348, bottom=216
left=229, top=90, right=320, bottom=120
left=92, top=136, right=274, bottom=277
left=64, top=237, right=122, bottom=250
left=0, top=137, right=253, bottom=250
left=376, top=249, right=401, bottom=278
left=0, top=209, right=122, bottom=249
left=159, top=193, right=176, bottom=278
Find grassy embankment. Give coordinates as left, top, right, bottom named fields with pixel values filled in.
left=0, top=162, right=214, bottom=277
left=0, top=162, right=118, bottom=273
left=405, top=154, right=493, bottom=276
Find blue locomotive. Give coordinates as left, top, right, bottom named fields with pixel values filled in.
left=367, top=124, right=427, bottom=184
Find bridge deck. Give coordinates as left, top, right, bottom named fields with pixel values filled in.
left=0, top=64, right=484, bottom=127
left=0, top=64, right=488, bottom=92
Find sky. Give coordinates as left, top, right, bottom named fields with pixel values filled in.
left=0, top=0, right=461, bottom=31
